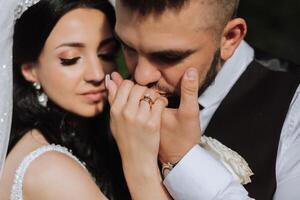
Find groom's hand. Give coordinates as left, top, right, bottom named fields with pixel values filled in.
left=159, top=68, right=201, bottom=164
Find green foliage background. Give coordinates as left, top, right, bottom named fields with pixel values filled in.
left=239, top=0, right=300, bottom=64
left=116, top=51, right=128, bottom=77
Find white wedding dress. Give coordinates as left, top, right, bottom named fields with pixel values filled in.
left=10, top=144, right=86, bottom=200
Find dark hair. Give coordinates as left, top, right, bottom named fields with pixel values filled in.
left=10, top=0, right=130, bottom=199
left=119, top=0, right=240, bottom=29
left=119, top=0, right=188, bottom=15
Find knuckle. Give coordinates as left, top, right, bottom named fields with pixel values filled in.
left=122, top=109, right=135, bottom=122
left=156, top=97, right=168, bottom=106
left=110, top=106, right=119, bottom=117
left=133, top=85, right=147, bottom=95
left=146, top=88, right=155, bottom=95
left=136, top=116, right=147, bottom=124
left=132, top=84, right=140, bottom=93
left=153, top=98, right=167, bottom=109
left=182, top=83, right=198, bottom=95
left=146, top=120, right=158, bottom=131
left=144, top=89, right=156, bottom=98
left=122, top=80, right=134, bottom=88
left=134, top=84, right=146, bottom=91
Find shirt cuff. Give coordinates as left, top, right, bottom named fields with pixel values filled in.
left=163, top=144, right=234, bottom=200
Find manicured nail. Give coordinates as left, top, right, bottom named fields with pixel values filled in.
left=186, top=68, right=197, bottom=80
left=105, top=74, right=111, bottom=89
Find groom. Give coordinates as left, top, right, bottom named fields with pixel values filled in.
left=114, top=0, right=300, bottom=199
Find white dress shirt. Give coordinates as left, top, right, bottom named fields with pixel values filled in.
left=163, top=41, right=300, bottom=199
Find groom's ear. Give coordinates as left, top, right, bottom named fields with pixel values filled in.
left=220, top=18, right=247, bottom=61
left=21, top=63, right=39, bottom=83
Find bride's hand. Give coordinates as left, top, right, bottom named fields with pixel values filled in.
left=106, top=72, right=171, bottom=200
left=106, top=72, right=168, bottom=172
left=106, top=73, right=170, bottom=200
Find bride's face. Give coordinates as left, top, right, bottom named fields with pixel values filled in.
left=22, top=8, right=118, bottom=117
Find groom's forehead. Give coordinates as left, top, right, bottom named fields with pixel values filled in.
left=114, top=0, right=214, bottom=30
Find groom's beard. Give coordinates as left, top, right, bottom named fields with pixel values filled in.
left=166, top=48, right=220, bottom=108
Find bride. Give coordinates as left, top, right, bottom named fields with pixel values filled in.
left=0, top=0, right=171, bottom=199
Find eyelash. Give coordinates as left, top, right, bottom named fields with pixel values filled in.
left=155, top=55, right=184, bottom=64
left=60, top=57, right=80, bottom=66
left=121, top=44, right=129, bottom=51
left=59, top=51, right=117, bottom=66
left=121, top=43, right=185, bottom=64
left=122, top=44, right=136, bottom=54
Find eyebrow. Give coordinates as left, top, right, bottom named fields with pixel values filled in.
left=114, top=31, right=195, bottom=60
left=55, top=37, right=116, bottom=50
left=55, top=42, right=85, bottom=49
left=150, top=49, right=195, bottom=59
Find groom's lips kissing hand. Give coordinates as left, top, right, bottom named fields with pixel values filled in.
left=128, top=74, right=180, bottom=108
left=157, top=91, right=180, bottom=109
left=151, top=88, right=180, bottom=109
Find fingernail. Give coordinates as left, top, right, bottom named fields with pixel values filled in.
left=186, top=69, right=197, bottom=80
left=105, top=74, right=111, bottom=89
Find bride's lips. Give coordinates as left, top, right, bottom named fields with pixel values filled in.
left=81, top=89, right=106, bottom=102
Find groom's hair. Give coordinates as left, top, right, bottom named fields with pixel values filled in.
left=119, top=0, right=240, bottom=29
left=119, top=0, right=187, bottom=15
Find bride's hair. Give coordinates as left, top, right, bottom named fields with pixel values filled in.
left=10, top=0, right=130, bottom=199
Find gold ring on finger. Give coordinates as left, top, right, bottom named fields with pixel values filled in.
left=140, top=94, right=154, bottom=108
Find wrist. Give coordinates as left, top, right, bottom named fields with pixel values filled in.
left=123, top=163, right=163, bottom=196
left=159, top=143, right=197, bottom=163
left=159, top=155, right=182, bottom=164
left=124, top=164, right=171, bottom=200
left=123, top=160, right=162, bottom=182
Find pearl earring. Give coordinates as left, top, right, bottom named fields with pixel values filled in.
left=33, top=82, right=48, bottom=107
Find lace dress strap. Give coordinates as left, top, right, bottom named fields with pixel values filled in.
left=10, top=144, right=86, bottom=200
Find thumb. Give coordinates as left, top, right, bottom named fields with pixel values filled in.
left=179, top=68, right=199, bottom=113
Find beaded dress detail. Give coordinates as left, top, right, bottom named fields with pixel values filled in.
left=10, top=144, right=86, bottom=200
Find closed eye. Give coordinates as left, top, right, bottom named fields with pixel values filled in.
left=152, top=54, right=184, bottom=64
left=121, top=43, right=136, bottom=53
left=150, top=50, right=194, bottom=65
left=98, top=53, right=116, bottom=62
left=98, top=43, right=119, bottom=62
left=60, top=57, right=80, bottom=66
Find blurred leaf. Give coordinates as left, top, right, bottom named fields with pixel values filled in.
left=116, top=50, right=129, bottom=78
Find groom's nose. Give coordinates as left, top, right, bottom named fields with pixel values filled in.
left=133, top=57, right=161, bottom=86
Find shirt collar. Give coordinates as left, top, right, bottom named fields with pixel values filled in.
left=198, top=40, right=254, bottom=108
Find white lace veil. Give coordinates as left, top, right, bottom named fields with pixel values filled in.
left=0, top=0, right=16, bottom=178
left=0, top=0, right=41, bottom=178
